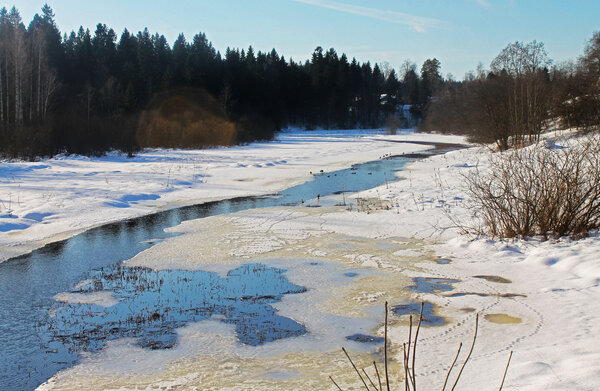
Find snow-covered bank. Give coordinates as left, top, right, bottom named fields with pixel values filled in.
left=353, top=144, right=600, bottom=390
left=0, top=129, right=464, bottom=262
left=36, top=131, right=600, bottom=390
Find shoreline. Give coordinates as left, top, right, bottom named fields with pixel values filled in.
left=0, top=130, right=465, bottom=263
left=34, top=133, right=600, bottom=390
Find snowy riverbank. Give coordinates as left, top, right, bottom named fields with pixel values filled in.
left=0, top=129, right=461, bottom=262
left=3, top=129, right=598, bottom=390
left=355, top=142, right=600, bottom=390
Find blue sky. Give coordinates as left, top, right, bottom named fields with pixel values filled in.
left=6, top=0, right=599, bottom=79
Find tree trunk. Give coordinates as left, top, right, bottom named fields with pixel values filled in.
left=18, top=69, right=23, bottom=124
left=42, top=71, right=57, bottom=120
left=6, top=66, right=10, bottom=125
left=0, top=62, right=4, bottom=123
left=86, top=85, right=93, bottom=131
left=29, top=68, right=33, bottom=122
left=37, top=44, right=42, bottom=120
left=14, top=57, right=19, bottom=125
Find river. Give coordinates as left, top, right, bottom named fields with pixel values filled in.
left=0, top=145, right=454, bottom=390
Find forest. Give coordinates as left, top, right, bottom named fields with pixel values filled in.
left=0, top=4, right=442, bottom=158
left=420, top=35, right=600, bottom=150
left=1, top=4, right=598, bottom=159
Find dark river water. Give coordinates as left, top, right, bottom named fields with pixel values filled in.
left=0, top=150, right=442, bottom=391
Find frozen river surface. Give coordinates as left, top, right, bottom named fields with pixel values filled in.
left=0, top=151, right=434, bottom=390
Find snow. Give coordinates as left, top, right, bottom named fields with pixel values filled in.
left=1, top=128, right=459, bottom=262
left=3, top=128, right=598, bottom=390
left=53, top=291, right=121, bottom=308
left=354, top=138, right=600, bottom=390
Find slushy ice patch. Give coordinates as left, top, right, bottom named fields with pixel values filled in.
left=49, top=263, right=308, bottom=352
left=407, top=277, right=459, bottom=293
left=391, top=301, right=446, bottom=326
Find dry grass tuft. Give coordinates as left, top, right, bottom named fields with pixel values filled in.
left=331, top=303, right=513, bottom=391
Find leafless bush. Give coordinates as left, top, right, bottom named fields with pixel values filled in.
left=465, top=136, right=600, bottom=239
left=136, top=88, right=236, bottom=148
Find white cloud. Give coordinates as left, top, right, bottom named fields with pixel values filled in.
left=476, top=0, right=492, bottom=8
left=411, top=23, right=426, bottom=33
left=292, top=0, right=446, bottom=32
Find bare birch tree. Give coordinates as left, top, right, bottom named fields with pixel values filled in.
left=490, top=41, right=551, bottom=144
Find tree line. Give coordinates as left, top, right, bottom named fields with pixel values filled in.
left=420, top=33, right=600, bottom=150
left=0, top=4, right=444, bottom=159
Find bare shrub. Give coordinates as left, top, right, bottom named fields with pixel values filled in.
left=465, top=136, right=600, bottom=239
left=136, top=88, right=236, bottom=148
